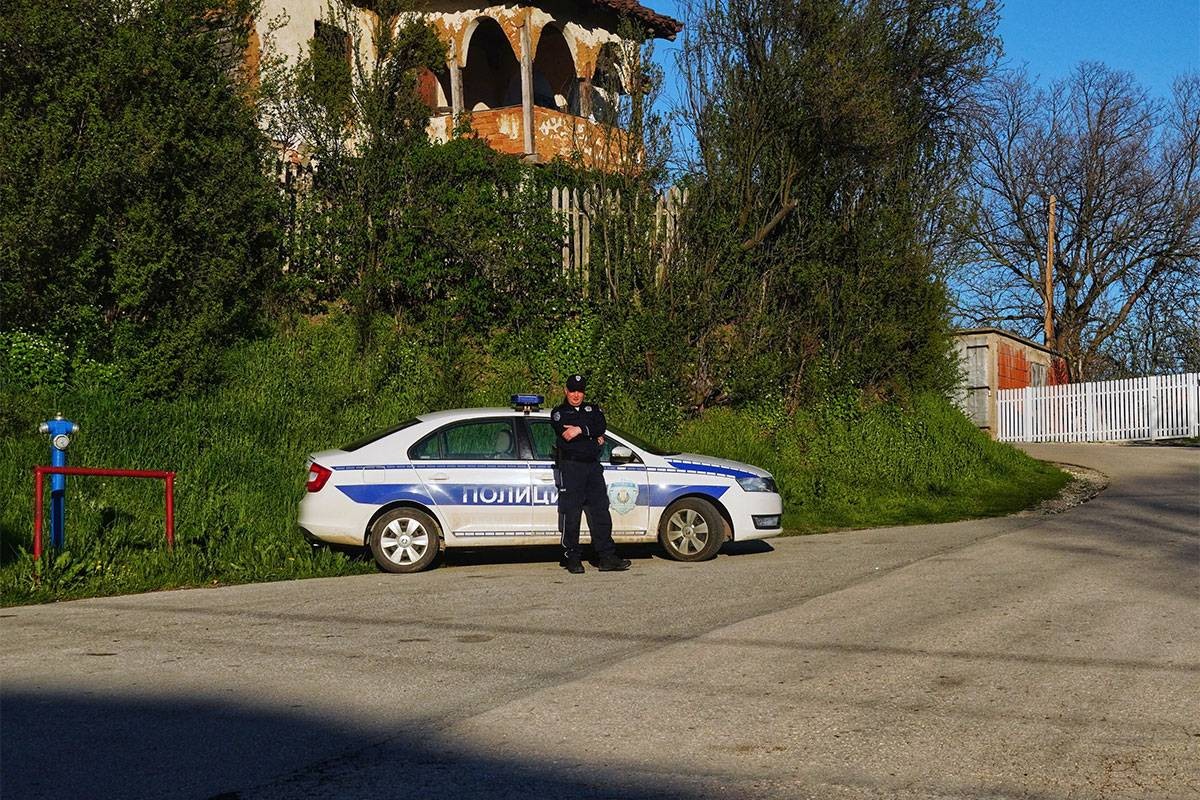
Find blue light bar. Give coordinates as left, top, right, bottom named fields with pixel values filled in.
left=512, top=394, right=544, bottom=412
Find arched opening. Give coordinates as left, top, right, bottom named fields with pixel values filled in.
left=591, top=42, right=628, bottom=124
left=533, top=25, right=577, bottom=114
left=418, top=67, right=451, bottom=113
left=462, top=17, right=520, bottom=111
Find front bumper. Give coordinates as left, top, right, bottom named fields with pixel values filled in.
left=730, top=491, right=783, bottom=541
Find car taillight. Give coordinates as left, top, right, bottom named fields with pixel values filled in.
left=306, top=462, right=332, bottom=493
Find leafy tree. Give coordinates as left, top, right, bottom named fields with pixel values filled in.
left=672, top=0, right=999, bottom=407
left=262, top=1, right=566, bottom=344
left=536, top=19, right=686, bottom=414
left=0, top=0, right=280, bottom=395
left=956, top=64, right=1200, bottom=379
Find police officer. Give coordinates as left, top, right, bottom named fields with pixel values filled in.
left=551, top=374, right=631, bottom=574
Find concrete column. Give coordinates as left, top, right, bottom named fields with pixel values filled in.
left=450, top=59, right=463, bottom=122
left=579, top=76, right=592, bottom=118
left=520, top=21, right=534, bottom=156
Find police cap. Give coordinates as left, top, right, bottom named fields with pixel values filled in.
left=566, top=374, right=586, bottom=391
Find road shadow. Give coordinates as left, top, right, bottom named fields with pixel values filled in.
left=1122, top=439, right=1199, bottom=448
left=720, top=539, right=775, bottom=557
left=436, top=540, right=774, bottom=570
left=1026, top=460, right=1199, bottom=600
left=0, top=688, right=711, bottom=800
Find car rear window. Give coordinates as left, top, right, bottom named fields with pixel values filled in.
left=340, top=419, right=419, bottom=452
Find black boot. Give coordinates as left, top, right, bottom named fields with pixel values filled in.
left=597, top=555, right=631, bottom=572
left=565, top=556, right=585, bottom=574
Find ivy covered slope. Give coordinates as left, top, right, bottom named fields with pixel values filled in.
left=0, top=318, right=1066, bottom=607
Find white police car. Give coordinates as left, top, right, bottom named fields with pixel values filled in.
left=299, top=395, right=783, bottom=572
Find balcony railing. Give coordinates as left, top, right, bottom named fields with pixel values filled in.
left=427, top=106, right=631, bottom=170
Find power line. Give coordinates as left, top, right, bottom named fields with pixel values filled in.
left=966, top=203, right=1055, bottom=242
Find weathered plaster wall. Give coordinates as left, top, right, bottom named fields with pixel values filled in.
left=424, top=1, right=624, bottom=79
left=257, top=0, right=640, bottom=166
left=531, top=108, right=625, bottom=167
left=432, top=107, right=526, bottom=155
left=255, top=1, right=371, bottom=64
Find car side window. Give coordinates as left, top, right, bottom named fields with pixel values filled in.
left=410, top=420, right=518, bottom=460
left=528, top=420, right=557, bottom=460
left=526, top=420, right=635, bottom=464
left=410, top=432, right=444, bottom=460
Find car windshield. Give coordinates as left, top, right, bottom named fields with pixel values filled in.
left=607, top=425, right=679, bottom=456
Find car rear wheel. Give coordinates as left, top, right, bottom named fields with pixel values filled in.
left=369, top=508, right=441, bottom=573
left=659, top=498, right=725, bottom=562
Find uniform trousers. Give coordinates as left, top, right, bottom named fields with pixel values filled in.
left=557, top=459, right=615, bottom=560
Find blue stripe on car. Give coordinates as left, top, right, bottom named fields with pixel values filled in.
left=667, top=460, right=758, bottom=480
left=337, top=482, right=726, bottom=507
left=338, top=483, right=561, bottom=506
left=337, top=484, right=435, bottom=505
left=649, top=484, right=729, bottom=506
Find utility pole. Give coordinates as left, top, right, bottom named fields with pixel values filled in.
left=1044, top=194, right=1056, bottom=347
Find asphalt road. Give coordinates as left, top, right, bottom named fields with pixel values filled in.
left=2, top=443, right=1196, bottom=800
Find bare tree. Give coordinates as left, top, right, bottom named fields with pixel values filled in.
left=956, top=63, right=1200, bottom=379
left=1095, top=270, right=1199, bottom=377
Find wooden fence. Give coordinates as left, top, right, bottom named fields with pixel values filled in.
left=997, top=373, right=1200, bottom=443
left=550, top=184, right=687, bottom=282
left=275, top=155, right=688, bottom=282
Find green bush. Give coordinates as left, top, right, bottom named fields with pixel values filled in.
left=0, top=331, right=70, bottom=390
left=0, top=0, right=280, bottom=396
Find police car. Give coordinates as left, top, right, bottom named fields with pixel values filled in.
left=299, top=395, right=783, bottom=572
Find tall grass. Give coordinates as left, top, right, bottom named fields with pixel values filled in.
left=667, top=397, right=1068, bottom=531
left=0, top=318, right=1066, bottom=605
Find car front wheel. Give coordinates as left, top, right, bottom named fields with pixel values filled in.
left=369, top=508, right=441, bottom=573
left=659, top=498, right=725, bottom=561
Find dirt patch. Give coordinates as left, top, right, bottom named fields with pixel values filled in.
left=1019, top=462, right=1109, bottom=516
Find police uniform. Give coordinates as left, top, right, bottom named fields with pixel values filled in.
left=551, top=375, right=629, bottom=572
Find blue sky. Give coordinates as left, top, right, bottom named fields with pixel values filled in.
left=994, top=0, right=1198, bottom=98
left=648, top=0, right=1199, bottom=105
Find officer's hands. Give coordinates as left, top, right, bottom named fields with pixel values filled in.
left=562, top=425, right=583, bottom=441
left=596, top=436, right=605, bottom=445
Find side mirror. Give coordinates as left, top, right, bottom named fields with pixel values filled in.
left=610, top=446, right=636, bottom=465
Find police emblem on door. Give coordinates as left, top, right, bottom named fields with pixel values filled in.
left=607, top=481, right=639, bottom=515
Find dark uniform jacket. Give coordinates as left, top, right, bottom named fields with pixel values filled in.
left=550, top=400, right=607, bottom=462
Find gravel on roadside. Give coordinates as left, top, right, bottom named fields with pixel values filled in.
left=1020, top=462, right=1109, bottom=516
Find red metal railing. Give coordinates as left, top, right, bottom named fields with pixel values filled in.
left=33, top=466, right=176, bottom=561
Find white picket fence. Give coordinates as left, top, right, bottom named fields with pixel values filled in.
left=997, top=373, right=1200, bottom=443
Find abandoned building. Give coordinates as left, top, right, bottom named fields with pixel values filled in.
left=256, top=1, right=682, bottom=168
left=954, top=328, right=1071, bottom=436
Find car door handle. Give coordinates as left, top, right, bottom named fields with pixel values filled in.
left=536, top=474, right=556, bottom=483
left=428, top=473, right=450, bottom=482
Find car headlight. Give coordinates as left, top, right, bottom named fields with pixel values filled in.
left=737, top=475, right=777, bottom=493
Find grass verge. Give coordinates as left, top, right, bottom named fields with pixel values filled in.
left=1, top=320, right=1067, bottom=606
